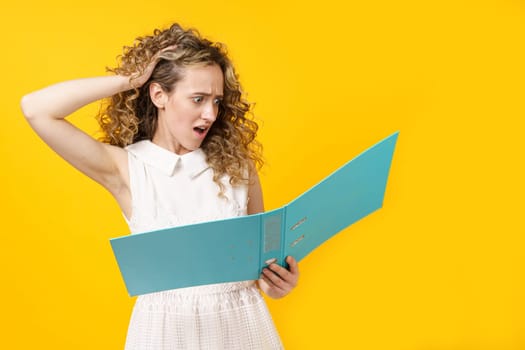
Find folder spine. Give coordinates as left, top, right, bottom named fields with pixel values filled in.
left=259, top=209, right=284, bottom=269
left=280, top=206, right=288, bottom=268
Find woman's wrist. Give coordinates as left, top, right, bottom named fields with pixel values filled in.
left=114, top=74, right=135, bottom=92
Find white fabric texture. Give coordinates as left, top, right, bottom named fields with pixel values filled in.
left=123, top=140, right=283, bottom=350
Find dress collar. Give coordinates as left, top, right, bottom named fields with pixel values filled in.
left=126, top=140, right=210, bottom=178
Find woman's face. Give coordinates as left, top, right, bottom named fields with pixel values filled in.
left=152, top=63, right=224, bottom=155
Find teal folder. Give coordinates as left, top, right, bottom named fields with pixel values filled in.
left=110, top=131, right=399, bottom=296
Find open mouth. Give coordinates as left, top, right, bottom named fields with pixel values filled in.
left=193, top=126, right=208, bottom=136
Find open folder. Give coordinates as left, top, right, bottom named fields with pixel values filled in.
left=110, top=131, right=399, bottom=296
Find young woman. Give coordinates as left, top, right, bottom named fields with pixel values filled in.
left=21, top=23, right=299, bottom=349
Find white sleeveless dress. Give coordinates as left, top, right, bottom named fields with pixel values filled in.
left=123, top=140, right=283, bottom=350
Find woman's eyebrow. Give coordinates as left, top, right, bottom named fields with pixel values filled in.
left=191, top=91, right=224, bottom=98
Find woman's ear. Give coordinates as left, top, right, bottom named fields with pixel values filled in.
left=149, top=82, right=168, bottom=109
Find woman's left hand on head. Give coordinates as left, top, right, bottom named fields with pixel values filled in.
left=258, top=256, right=299, bottom=299
left=129, top=44, right=177, bottom=88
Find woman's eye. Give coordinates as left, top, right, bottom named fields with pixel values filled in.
left=192, top=96, right=203, bottom=103
left=213, top=98, right=222, bottom=105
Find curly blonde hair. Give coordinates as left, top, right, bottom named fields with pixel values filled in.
left=97, top=23, right=263, bottom=193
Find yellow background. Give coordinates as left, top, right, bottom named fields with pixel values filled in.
left=2, top=0, right=524, bottom=349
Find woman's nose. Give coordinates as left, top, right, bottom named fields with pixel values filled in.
left=201, top=103, right=218, bottom=122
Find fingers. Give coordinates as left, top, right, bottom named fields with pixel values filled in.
left=262, top=265, right=289, bottom=289
left=259, top=256, right=300, bottom=299
left=157, top=44, right=178, bottom=59
left=275, top=256, right=299, bottom=286
left=162, top=44, right=178, bottom=52
left=268, top=263, right=291, bottom=281
left=286, top=256, right=300, bottom=276
left=257, top=276, right=283, bottom=299
left=258, top=274, right=287, bottom=299
left=130, top=45, right=179, bottom=88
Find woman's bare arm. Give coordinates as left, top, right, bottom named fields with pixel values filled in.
left=21, top=76, right=131, bottom=194
left=247, top=169, right=264, bottom=215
